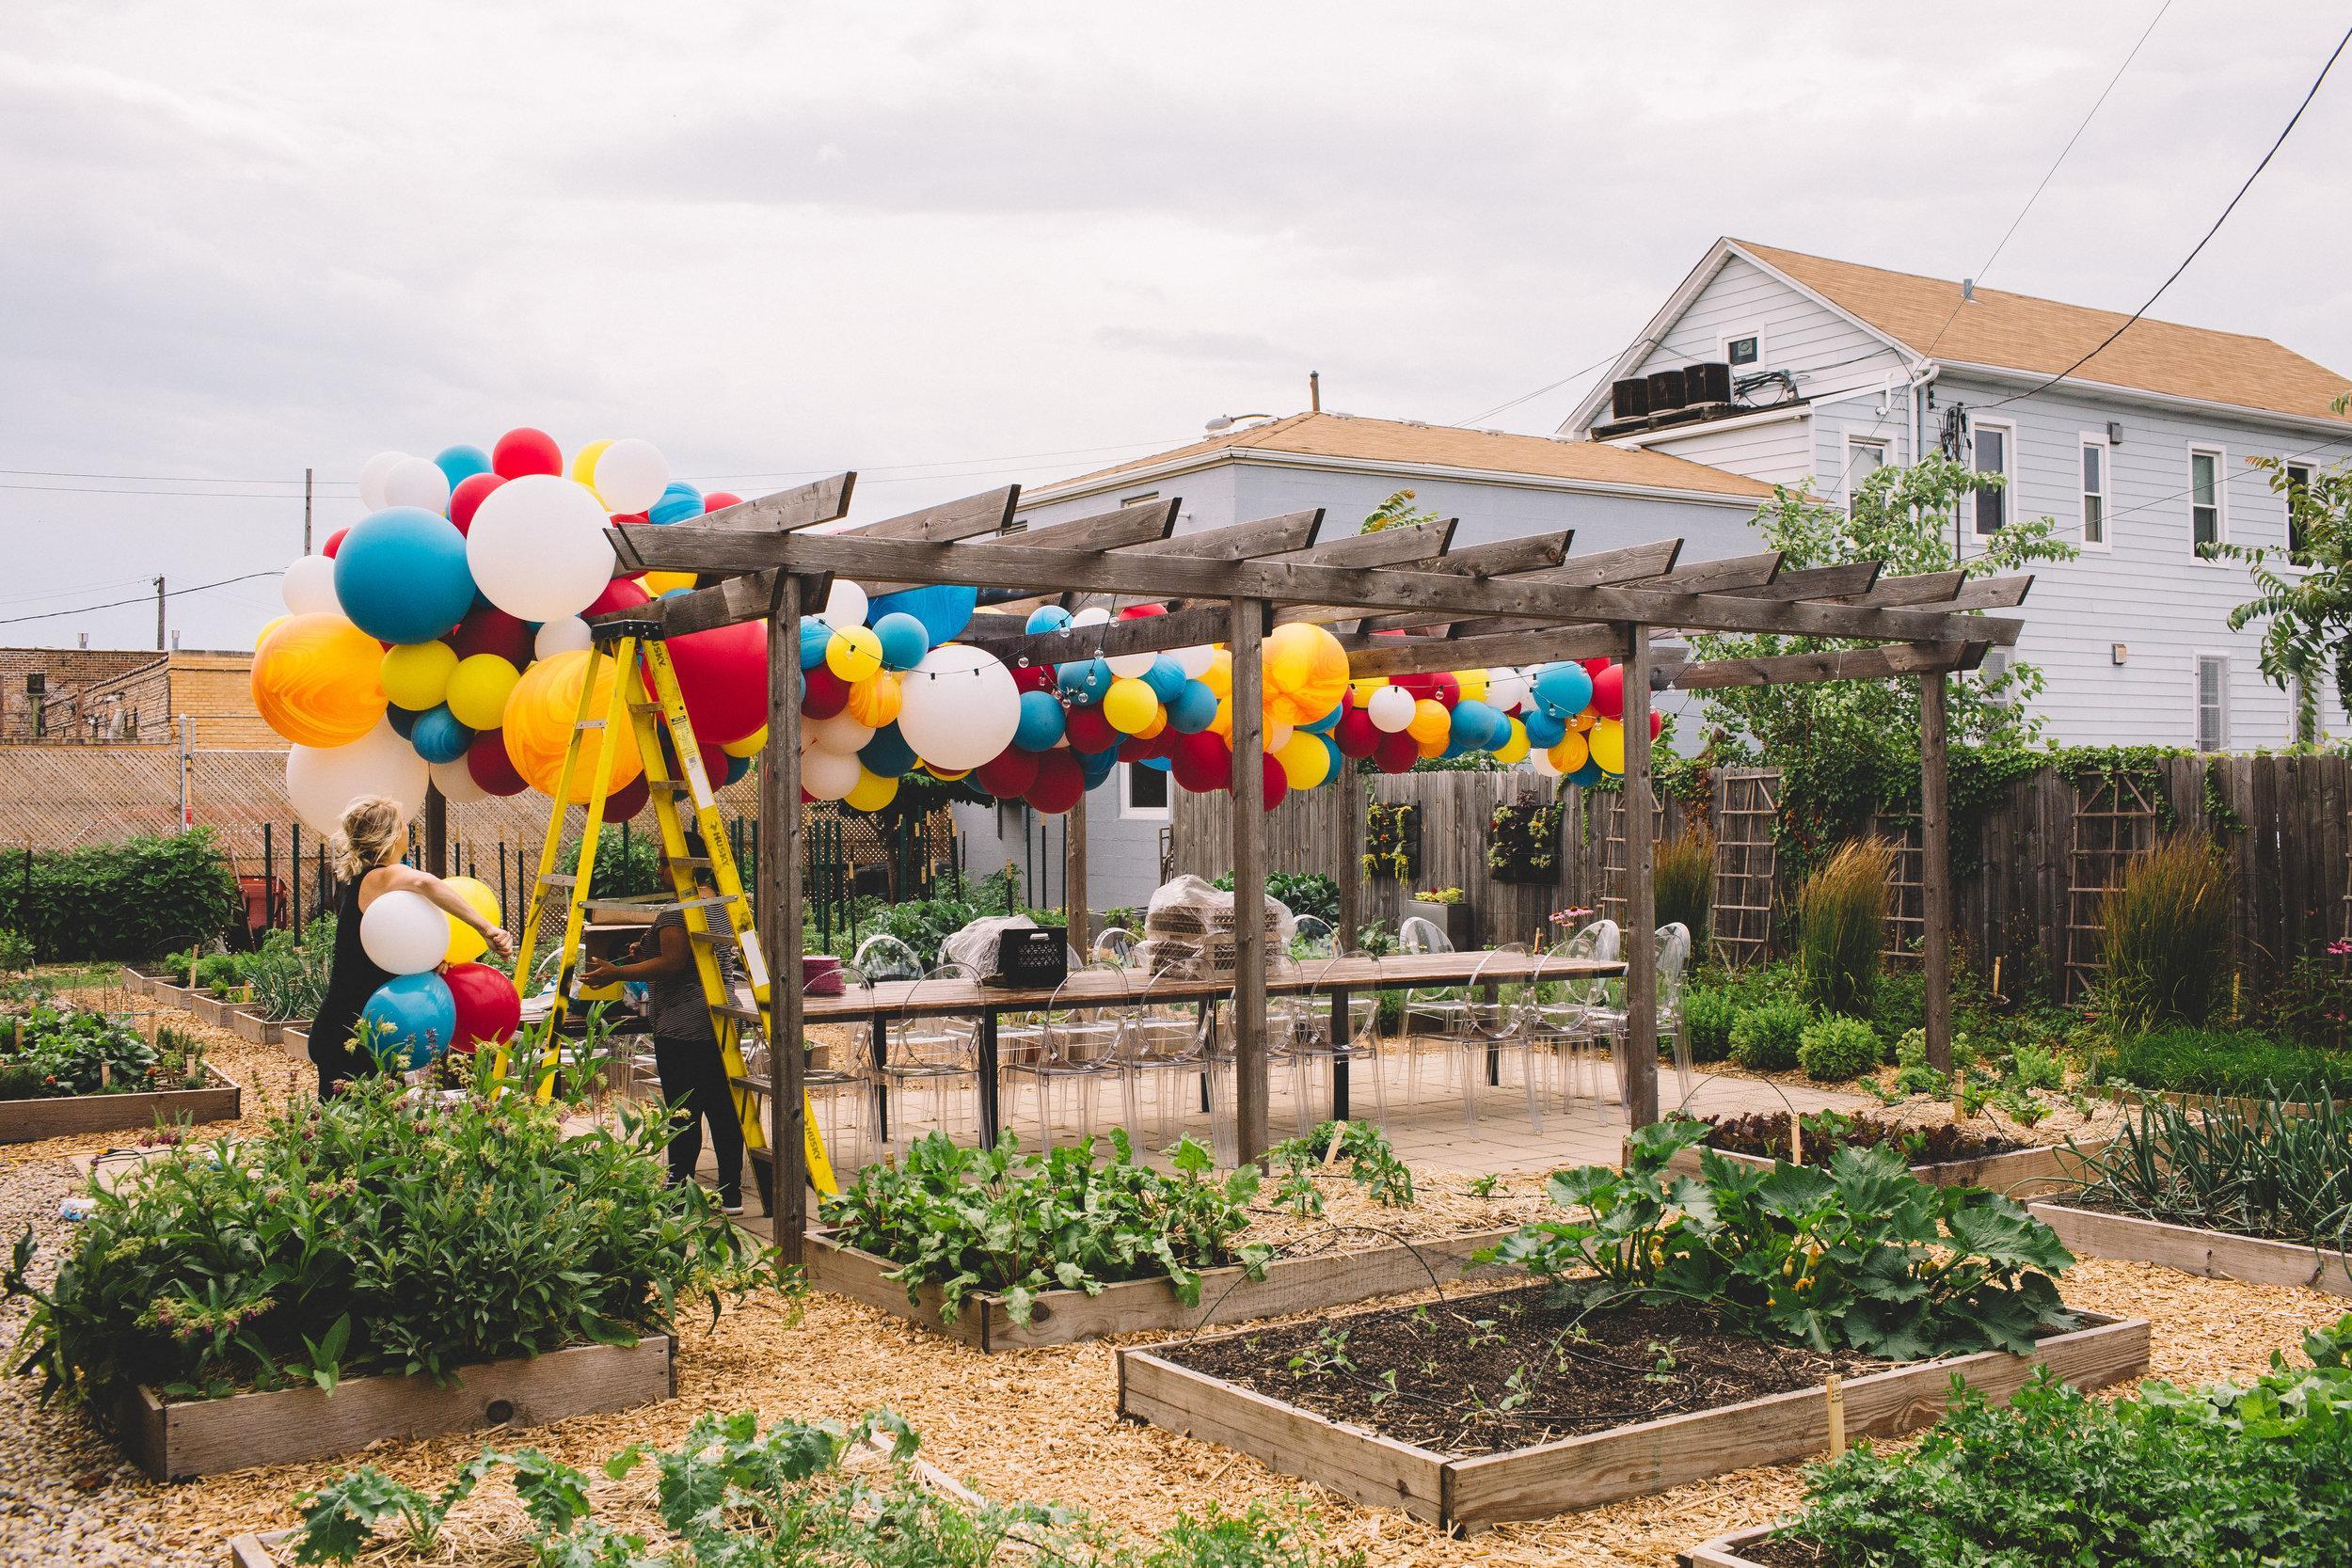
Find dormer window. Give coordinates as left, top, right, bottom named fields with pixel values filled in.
left=1725, top=335, right=1760, bottom=368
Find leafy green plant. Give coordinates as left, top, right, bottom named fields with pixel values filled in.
left=1652, top=824, right=1714, bottom=946
left=2099, top=1025, right=2352, bottom=1101
left=2070, top=1089, right=2352, bottom=1248
left=1361, top=801, right=1418, bottom=881
left=244, top=916, right=338, bottom=1021
left=1265, top=1121, right=1416, bottom=1212
left=1794, top=838, right=1890, bottom=1017
left=1681, top=986, right=1741, bottom=1063
left=1211, top=871, right=1339, bottom=925
left=1693, top=1108, right=2018, bottom=1169
left=2097, top=832, right=2232, bottom=1028
left=1730, top=998, right=1810, bottom=1072
left=0, top=830, right=240, bottom=961
left=2207, top=445, right=2352, bottom=738
left=2259, top=941, right=2352, bottom=1049
left=1780, top=1315, right=2352, bottom=1568
left=0, top=1003, right=199, bottom=1099
left=1797, top=1014, right=1881, bottom=1082
left=0, top=927, right=32, bottom=973
left=819, top=1130, right=1269, bottom=1326
left=1483, top=1118, right=2075, bottom=1358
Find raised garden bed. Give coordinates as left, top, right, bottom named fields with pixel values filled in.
left=1677, top=1526, right=1783, bottom=1566
left=2027, top=1200, right=2352, bottom=1297
left=118, top=1335, right=674, bottom=1481
left=0, top=1064, right=242, bottom=1143
left=1118, top=1289, right=2147, bottom=1531
left=807, top=1226, right=1521, bottom=1352
left=1642, top=1127, right=2113, bottom=1200
left=228, top=1007, right=282, bottom=1046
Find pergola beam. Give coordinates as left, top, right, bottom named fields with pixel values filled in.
left=1670, top=641, right=1990, bottom=689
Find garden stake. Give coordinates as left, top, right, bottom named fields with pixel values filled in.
left=1825, top=1372, right=1846, bottom=1457
left=1323, top=1119, right=1348, bottom=1165
left=1789, top=1110, right=1802, bottom=1164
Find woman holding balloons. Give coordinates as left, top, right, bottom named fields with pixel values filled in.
left=310, top=796, right=516, bottom=1097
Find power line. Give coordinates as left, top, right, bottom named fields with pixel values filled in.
left=0, top=572, right=278, bottom=628
left=1986, top=17, right=2352, bottom=411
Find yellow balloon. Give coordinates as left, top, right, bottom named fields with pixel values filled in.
left=1103, top=676, right=1158, bottom=735
left=722, top=725, right=768, bottom=758
left=1586, top=719, right=1625, bottom=774
left=570, top=437, right=614, bottom=498
left=1548, top=729, right=1590, bottom=774
left=1492, top=716, right=1530, bottom=765
left=1263, top=622, right=1350, bottom=726
left=1454, top=668, right=1488, bottom=705
left=1406, top=697, right=1451, bottom=745
left=1199, top=648, right=1232, bottom=700
left=1210, top=696, right=1233, bottom=737
left=1276, top=730, right=1331, bottom=790
left=380, top=641, right=458, bottom=713
left=826, top=626, right=883, bottom=682
left=501, top=649, right=645, bottom=801
left=445, top=654, right=521, bottom=731
left=254, top=614, right=288, bottom=650
left=251, top=613, right=388, bottom=748
left=642, top=570, right=696, bottom=594
left=1349, top=676, right=1387, bottom=704
left=440, top=876, right=501, bottom=965
left=844, top=768, right=900, bottom=813
left=844, top=672, right=901, bottom=728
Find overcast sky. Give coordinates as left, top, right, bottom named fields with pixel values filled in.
left=5, top=1, right=2348, bottom=651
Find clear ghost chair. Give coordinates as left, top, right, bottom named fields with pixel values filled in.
left=1126, top=948, right=1215, bottom=1147
left=1091, top=927, right=1138, bottom=967
left=1289, top=915, right=1337, bottom=958
left=1443, top=943, right=1543, bottom=1132
left=851, top=933, right=926, bottom=984
left=1581, top=923, right=1694, bottom=1114
left=1526, top=919, right=1621, bottom=1119
left=879, top=961, right=982, bottom=1154
left=1001, top=961, right=1135, bottom=1148
left=1396, top=914, right=1470, bottom=1107
left=798, top=961, right=875, bottom=1174
left=1273, top=950, right=1389, bottom=1135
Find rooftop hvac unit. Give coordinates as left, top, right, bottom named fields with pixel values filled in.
left=1683, top=360, right=1732, bottom=404
left=1610, top=378, right=1652, bottom=420
left=1645, top=368, right=1688, bottom=410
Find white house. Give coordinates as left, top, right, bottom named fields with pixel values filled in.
left=1561, top=238, right=2352, bottom=749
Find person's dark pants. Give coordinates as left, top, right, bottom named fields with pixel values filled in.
left=653, top=1032, right=744, bottom=1203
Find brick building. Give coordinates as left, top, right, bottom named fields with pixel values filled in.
left=0, top=646, right=270, bottom=747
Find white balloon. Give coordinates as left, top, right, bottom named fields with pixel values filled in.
left=1529, top=746, right=1563, bottom=779
left=593, top=438, right=671, bottom=515
left=428, top=756, right=489, bottom=804
left=534, top=617, right=593, bottom=658
left=284, top=721, right=428, bottom=837
left=809, top=711, right=875, bottom=755
left=384, top=455, right=452, bottom=514
left=818, top=579, right=867, bottom=632
left=897, top=644, right=1019, bottom=772
left=1366, top=686, right=1417, bottom=733
left=467, top=475, right=615, bottom=622
left=360, top=890, right=450, bottom=975
left=281, top=554, right=341, bottom=616
left=1071, top=606, right=1111, bottom=627
left=1264, top=723, right=1294, bottom=755
left=358, top=451, right=410, bottom=512
left=801, top=744, right=863, bottom=800
left=1486, top=666, right=1531, bottom=714
left=1173, top=644, right=1216, bottom=679
left=1105, top=651, right=1155, bottom=679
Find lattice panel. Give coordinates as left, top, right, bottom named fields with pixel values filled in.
left=1596, top=790, right=1668, bottom=932
left=2065, top=776, right=2158, bottom=999
left=1872, top=809, right=1925, bottom=966
left=1711, top=771, right=1779, bottom=968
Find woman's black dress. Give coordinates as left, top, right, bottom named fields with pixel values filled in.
left=307, top=877, right=390, bottom=1097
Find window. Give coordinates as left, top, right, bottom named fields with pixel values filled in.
left=2196, top=655, right=2229, bottom=752
left=24, top=673, right=43, bottom=695
left=2079, top=435, right=2108, bottom=546
left=2188, top=447, right=2224, bottom=552
left=1119, top=761, right=1170, bottom=820
left=1845, top=436, right=1886, bottom=514
left=2287, top=463, right=2312, bottom=559
left=1725, top=334, right=1760, bottom=368
left=1970, top=420, right=2012, bottom=534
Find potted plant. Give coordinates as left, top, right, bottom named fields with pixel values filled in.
left=1405, top=887, right=1475, bottom=948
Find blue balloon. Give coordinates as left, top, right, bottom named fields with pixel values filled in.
left=647, top=481, right=705, bottom=526
left=798, top=617, right=831, bottom=671
left=869, top=584, right=975, bottom=643
left=1166, top=680, right=1218, bottom=734
left=1450, top=698, right=1504, bottom=752
left=410, top=704, right=473, bottom=765
left=1057, top=658, right=1112, bottom=706
left=871, top=611, right=930, bottom=673
left=1025, top=604, right=1073, bottom=635
left=334, top=507, right=475, bottom=644
left=1521, top=707, right=1567, bottom=749
left=1142, top=655, right=1187, bottom=702
left=1532, top=661, right=1595, bottom=719
left=1318, top=735, right=1343, bottom=778
left=359, top=972, right=456, bottom=1070
left=723, top=752, right=751, bottom=786
left=385, top=704, right=420, bottom=739
left=660, top=587, right=691, bottom=599
left=434, top=444, right=492, bottom=488
left=1299, top=705, right=1343, bottom=736
left=1080, top=750, right=1119, bottom=786
left=860, top=721, right=917, bottom=777
left=1566, top=759, right=1605, bottom=788
left=1140, top=753, right=1173, bottom=772
left=1013, top=689, right=1066, bottom=751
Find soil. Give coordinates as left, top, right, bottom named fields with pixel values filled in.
left=2038, top=1193, right=2332, bottom=1249
left=1165, top=1284, right=1886, bottom=1457
left=1699, top=1109, right=2023, bottom=1167
left=1740, top=1536, right=1829, bottom=1566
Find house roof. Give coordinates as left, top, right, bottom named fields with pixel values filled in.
left=1733, top=239, right=2352, bottom=425
left=1027, top=411, right=1775, bottom=503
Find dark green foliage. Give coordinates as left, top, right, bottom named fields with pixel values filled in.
left=1484, top=1119, right=2075, bottom=1359
left=1730, top=998, right=1811, bottom=1071
left=1797, top=1014, right=1882, bottom=1082
left=2098, top=833, right=2233, bottom=1028
left=1361, top=801, right=1418, bottom=881
left=1782, top=1316, right=2352, bottom=1568
left=1211, top=871, right=1339, bottom=925
left=245, top=916, right=338, bottom=1021
left=2256, top=942, right=2352, bottom=1049
left=2074, top=1090, right=2352, bottom=1247
left=1682, top=987, right=1741, bottom=1063
left=4, top=1075, right=774, bottom=1411
left=0, top=928, right=31, bottom=973
left=1265, top=1121, right=1415, bottom=1213
left=0, top=831, right=240, bottom=961
left=0, top=1003, right=201, bottom=1099
left=2100, top=1025, right=2352, bottom=1101
left=819, top=1130, right=1269, bottom=1326
left=1793, top=839, right=1889, bottom=1017
left=1871, top=966, right=1926, bottom=1043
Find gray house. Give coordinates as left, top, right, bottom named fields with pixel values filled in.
left=1562, top=238, right=2352, bottom=749
left=954, top=413, right=1774, bottom=914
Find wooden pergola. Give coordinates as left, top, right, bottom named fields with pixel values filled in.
left=600, top=473, right=2032, bottom=1258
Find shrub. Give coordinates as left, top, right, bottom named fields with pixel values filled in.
left=1214, top=871, right=1339, bottom=925
left=1793, top=838, right=1890, bottom=1017
left=1653, top=825, right=1714, bottom=948
left=1730, top=998, right=1811, bottom=1071
left=1872, top=966, right=1927, bottom=1041
left=2102, top=1024, right=2352, bottom=1101
left=1798, top=1014, right=1882, bottom=1082
left=3, top=1075, right=773, bottom=1409
left=0, top=928, right=30, bottom=973
left=2097, top=832, right=2232, bottom=1028
left=1682, top=986, right=1741, bottom=1062
left=1894, top=1025, right=1979, bottom=1073
left=0, top=831, right=240, bottom=961
left=2256, top=942, right=2352, bottom=1049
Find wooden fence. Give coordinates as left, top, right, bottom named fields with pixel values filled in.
left=1171, top=756, right=2352, bottom=1002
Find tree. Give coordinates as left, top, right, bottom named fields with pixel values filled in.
left=1361, top=488, right=1441, bottom=533
left=1688, top=454, right=2078, bottom=767
left=2205, top=440, right=2352, bottom=746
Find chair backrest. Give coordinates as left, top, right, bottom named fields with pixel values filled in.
left=1398, top=915, right=1452, bottom=955
left=1468, top=942, right=1534, bottom=1030
left=1091, top=927, right=1137, bottom=966
left=891, top=962, right=980, bottom=1069
left=1041, top=962, right=1133, bottom=1067
left=852, top=933, right=924, bottom=983
left=1656, top=923, right=1692, bottom=1010
left=1291, top=915, right=1336, bottom=958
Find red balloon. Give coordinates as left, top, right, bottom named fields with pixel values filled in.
left=1260, top=750, right=1288, bottom=812
left=1391, top=673, right=1435, bottom=700
left=492, top=427, right=563, bottom=480
left=321, top=527, right=349, bottom=559
left=1374, top=731, right=1421, bottom=774
left=1580, top=657, right=1612, bottom=676
left=1117, top=602, right=1168, bottom=620
left=1171, top=732, right=1230, bottom=793
left=1332, top=705, right=1379, bottom=759
left=1009, top=662, right=1056, bottom=694
left=1063, top=705, right=1118, bottom=754
left=465, top=730, right=529, bottom=797
left=442, top=962, right=520, bottom=1053
left=1025, top=749, right=1085, bottom=814
left=1119, top=728, right=1173, bottom=762
left=802, top=665, right=850, bottom=721
left=975, top=747, right=1040, bottom=798
left=450, top=606, right=533, bottom=666
left=669, top=620, right=769, bottom=742
left=1591, top=663, right=1626, bottom=721
left=610, top=512, right=649, bottom=527
left=1426, top=672, right=1461, bottom=709
left=448, top=472, right=506, bottom=532
left=1649, top=709, right=1664, bottom=741
left=584, top=575, right=652, bottom=619
left=603, top=773, right=649, bottom=821
left=703, top=491, right=742, bottom=512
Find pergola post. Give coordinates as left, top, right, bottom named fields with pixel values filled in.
left=1064, top=784, right=1089, bottom=957
left=763, top=577, right=807, bottom=1260
left=1621, top=625, right=1660, bottom=1127
left=1919, top=670, right=1953, bottom=1076
left=1228, top=596, right=1270, bottom=1164
left=422, top=783, right=448, bottom=878
left=1335, top=771, right=1362, bottom=952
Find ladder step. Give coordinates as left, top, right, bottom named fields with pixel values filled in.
left=628, top=701, right=666, bottom=714
left=690, top=928, right=740, bottom=945
left=574, top=720, right=607, bottom=732
left=541, top=875, right=577, bottom=888
left=715, top=1004, right=765, bottom=1023
left=645, top=779, right=689, bottom=794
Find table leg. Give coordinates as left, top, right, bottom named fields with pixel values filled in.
left=977, top=1009, right=1001, bottom=1149
left=869, top=1014, right=889, bottom=1147
left=1198, top=999, right=1214, bottom=1114
left=1329, top=987, right=1351, bottom=1121
left=1483, top=979, right=1502, bottom=1086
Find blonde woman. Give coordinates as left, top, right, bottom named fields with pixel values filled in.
left=310, top=795, right=515, bottom=1097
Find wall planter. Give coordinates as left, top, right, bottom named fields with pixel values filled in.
left=1361, top=802, right=1420, bottom=883
left=1118, top=1310, right=2146, bottom=1532
left=806, top=1227, right=1521, bottom=1353
left=1645, top=1135, right=2116, bottom=1202
left=0, top=1066, right=243, bottom=1144
left=2028, top=1200, right=2352, bottom=1297
left=1486, top=799, right=1564, bottom=885
left=118, top=1335, right=675, bottom=1481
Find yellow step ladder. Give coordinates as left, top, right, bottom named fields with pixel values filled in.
left=507, top=618, right=836, bottom=1198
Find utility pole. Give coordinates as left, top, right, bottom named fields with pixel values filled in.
left=303, top=467, right=314, bottom=554
left=154, top=577, right=166, bottom=650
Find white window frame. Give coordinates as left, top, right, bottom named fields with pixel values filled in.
left=1721, top=331, right=1766, bottom=372
left=1117, top=760, right=1170, bottom=822
left=2077, top=431, right=2111, bottom=550
left=2194, top=652, right=2230, bottom=752
left=1968, top=418, right=2015, bottom=537
left=2186, top=443, right=2227, bottom=557
left=1844, top=436, right=1889, bottom=515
